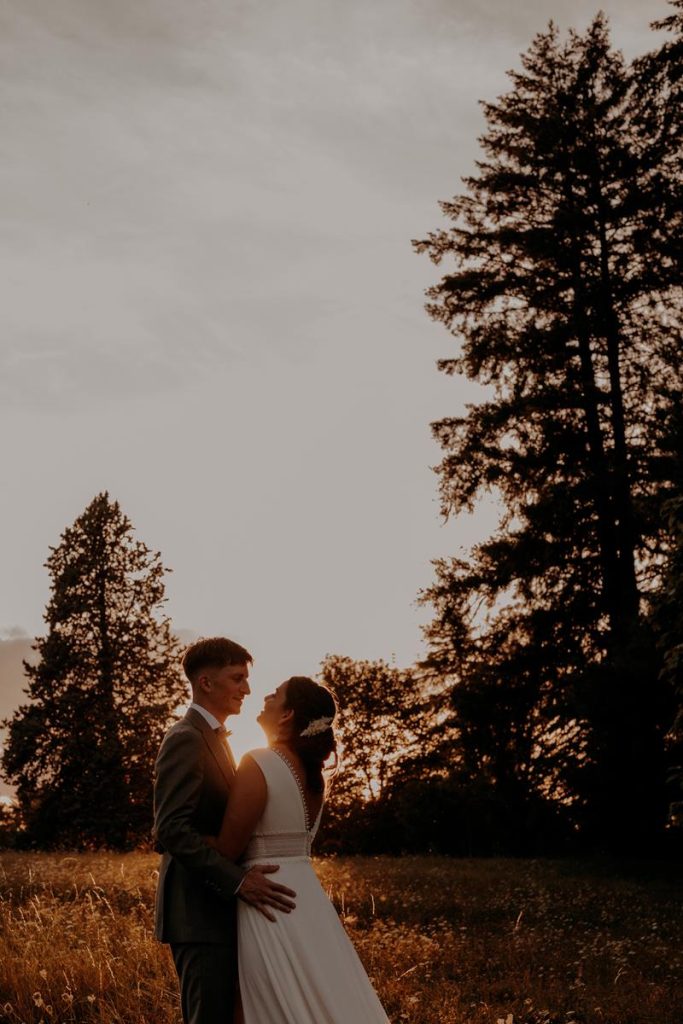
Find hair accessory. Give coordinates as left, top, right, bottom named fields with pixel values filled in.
left=299, top=715, right=333, bottom=738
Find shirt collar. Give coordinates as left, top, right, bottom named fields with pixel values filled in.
left=189, top=702, right=224, bottom=732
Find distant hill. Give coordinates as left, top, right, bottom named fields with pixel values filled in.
left=0, top=633, right=36, bottom=799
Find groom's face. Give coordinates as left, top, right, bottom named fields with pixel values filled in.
left=198, top=661, right=250, bottom=719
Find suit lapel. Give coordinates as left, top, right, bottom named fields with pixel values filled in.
left=184, top=708, right=235, bottom=787
left=205, top=730, right=236, bottom=786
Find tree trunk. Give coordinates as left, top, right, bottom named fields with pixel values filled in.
left=591, top=152, right=641, bottom=634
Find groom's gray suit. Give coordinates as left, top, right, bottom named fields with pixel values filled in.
left=154, top=707, right=245, bottom=1024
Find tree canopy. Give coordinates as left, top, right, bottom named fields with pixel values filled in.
left=1, top=493, right=185, bottom=849
left=414, top=10, right=682, bottom=850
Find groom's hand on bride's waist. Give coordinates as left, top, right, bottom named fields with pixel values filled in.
left=238, top=865, right=297, bottom=921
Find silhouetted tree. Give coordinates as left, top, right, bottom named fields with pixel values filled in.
left=318, top=655, right=439, bottom=851
left=651, top=406, right=683, bottom=826
left=1, top=493, right=185, bottom=849
left=631, top=1, right=682, bottom=281
left=0, top=799, right=21, bottom=849
left=634, top=5, right=683, bottom=835
left=414, top=14, right=681, bottom=850
left=320, top=655, right=431, bottom=800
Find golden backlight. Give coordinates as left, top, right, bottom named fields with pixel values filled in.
left=179, top=683, right=271, bottom=765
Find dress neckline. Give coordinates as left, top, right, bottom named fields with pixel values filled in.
left=271, top=748, right=322, bottom=833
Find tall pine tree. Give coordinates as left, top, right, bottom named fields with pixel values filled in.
left=1, top=493, right=185, bottom=849
left=414, top=14, right=681, bottom=850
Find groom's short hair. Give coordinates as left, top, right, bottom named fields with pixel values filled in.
left=181, top=637, right=253, bottom=684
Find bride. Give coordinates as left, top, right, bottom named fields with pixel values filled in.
left=210, top=675, right=391, bottom=1024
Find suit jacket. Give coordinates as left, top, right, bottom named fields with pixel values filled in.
left=153, top=708, right=245, bottom=944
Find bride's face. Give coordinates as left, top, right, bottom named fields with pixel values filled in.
left=257, top=681, right=292, bottom=740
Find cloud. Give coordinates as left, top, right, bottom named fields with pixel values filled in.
left=0, top=0, right=662, bottom=727
left=0, top=0, right=655, bottom=407
left=0, top=627, right=29, bottom=641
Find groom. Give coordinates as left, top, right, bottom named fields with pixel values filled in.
left=154, top=636, right=296, bottom=1024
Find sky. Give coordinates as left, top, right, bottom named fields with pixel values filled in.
left=0, top=0, right=667, bottom=774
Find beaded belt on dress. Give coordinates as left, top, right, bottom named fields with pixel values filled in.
left=243, top=831, right=313, bottom=861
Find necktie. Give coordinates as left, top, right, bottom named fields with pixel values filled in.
left=215, top=725, right=237, bottom=772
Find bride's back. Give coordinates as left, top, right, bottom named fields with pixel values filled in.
left=242, top=748, right=322, bottom=863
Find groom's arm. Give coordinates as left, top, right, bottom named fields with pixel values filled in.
left=153, top=727, right=245, bottom=899
left=217, top=754, right=297, bottom=921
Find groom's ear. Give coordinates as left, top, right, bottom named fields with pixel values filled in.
left=193, top=672, right=211, bottom=695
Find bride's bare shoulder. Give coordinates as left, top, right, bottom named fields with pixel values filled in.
left=240, top=746, right=270, bottom=762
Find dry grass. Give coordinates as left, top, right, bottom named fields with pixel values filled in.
left=0, top=853, right=680, bottom=1024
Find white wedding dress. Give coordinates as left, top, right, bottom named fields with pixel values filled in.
left=237, top=747, right=391, bottom=1024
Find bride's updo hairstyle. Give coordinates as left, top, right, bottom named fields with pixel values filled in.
left=283, top=676, right=338, bottom=794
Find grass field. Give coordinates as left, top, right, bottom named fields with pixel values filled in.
left=0, top=853, right=680, bottom=1024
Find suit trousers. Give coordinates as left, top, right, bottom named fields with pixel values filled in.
left=171, top=942, right=236, bottom=1024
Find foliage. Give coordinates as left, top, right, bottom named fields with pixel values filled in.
left=0, top=801, right=21, bottom=849
left=655, top=495, right=683, bottom=826
left=631, top=0, right=682, bottom=280
left=317, top=655, right=445, bottom=852
left=414, top=13, right=682, bottom=850
left=384, top=773, right=572, bottom=856
left=320, top=655, right=436, bottom=799
left=636, top=0, right=683, bottom=826
left=0, top=852, right=681, bottom=1024
left=650, top=407, right=683, bottom=822
left=1, top=493, right=185, bottom=849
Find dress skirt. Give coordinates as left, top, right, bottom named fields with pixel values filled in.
left=238, top=856, right=390, bottom=1024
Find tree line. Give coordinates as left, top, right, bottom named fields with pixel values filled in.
left=2, top=4, right=681, bottom=854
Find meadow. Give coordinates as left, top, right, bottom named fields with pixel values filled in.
left=0, top=853, right=680, bottom=1024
